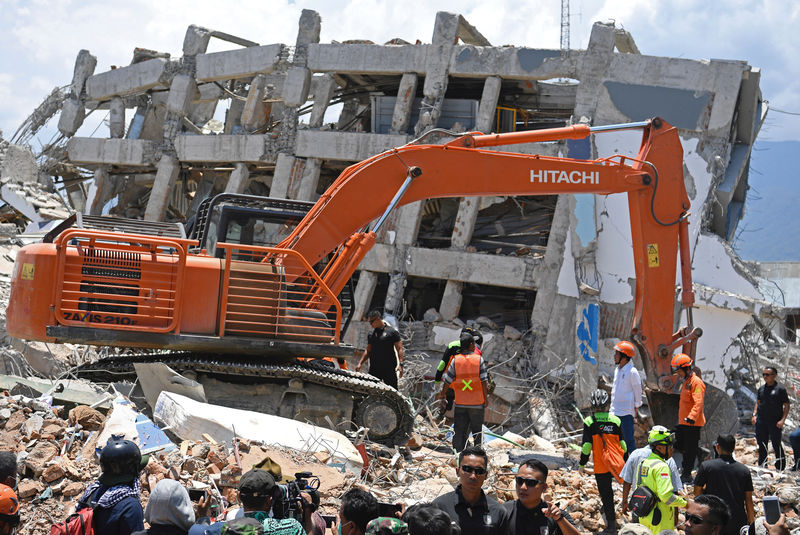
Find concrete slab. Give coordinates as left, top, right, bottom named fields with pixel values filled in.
left=195, top=44, right=282, bottom=82
left=295, top=131, right=407, bottom=161
left=174, top=134, right=272, bottom=163
left=86, top=58, right=169, bottom=100
left=360, top=243, right=540, bottom=289
left=67, top=138, right=157, bottom=166
left=307, top=43, right=427, bottom=74
left=450, top=46, right=569, bottom=79
left=153, top=391, right=363, bottom=474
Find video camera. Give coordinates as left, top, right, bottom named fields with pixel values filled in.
left=273, top=472, right=321, bottom=522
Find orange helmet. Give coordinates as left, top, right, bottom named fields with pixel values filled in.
left=0, top=484, right=19, bottom=530
left=614, top=341, right=635, bottom=358
left=671, top=353, right=692, bottom=371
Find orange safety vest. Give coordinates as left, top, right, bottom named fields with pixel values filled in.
left=452, top=353, right=485, bottom=406
left=678, top=373, right=706, bottom=426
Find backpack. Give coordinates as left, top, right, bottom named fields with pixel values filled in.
left=629, top=485, right=658, bottom=517
left=596, top=422, right=626, bottom=483
left=222, top=517, right=264, bottom=535
left=50, top=506, right=94, bottom=535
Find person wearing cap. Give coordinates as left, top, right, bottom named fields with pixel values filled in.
left=0, top=484, right=20, bottom=535
left=133, top=479, right=196, bottom=535
left=77, top=437, right=148, bottom=535
left=620, top=441, right=681, bottom=518
left=752, top=367, right=790, bottom=471
left=339, top=488, right=379, bottom=535
left=693, top=435, right=754, bottom=535
left=439, top=334, right=489, bottom=452
left=610, top=341, right=644, bottom=451
left=634, top=426, right=686, bottom=534
left=579, top=389, right=627, bottom=535
left=503, top=458, right=579, bottom=535
left=671, top=353, right=705, bottom=483
left=355, top=310, right=405, bottom=389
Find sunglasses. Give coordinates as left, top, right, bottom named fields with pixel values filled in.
left=515, top=476, right=542, bottom=487
left=460, top=465, right=487, bottom=475
left=763, top=373, right=775, bottom=377
left=685, top=513, right=716, bottom=526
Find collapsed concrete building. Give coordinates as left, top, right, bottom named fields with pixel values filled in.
left=0, top=10, right=783, bottom=436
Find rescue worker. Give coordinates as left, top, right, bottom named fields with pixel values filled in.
left=672, top=353, right=706, bottom=483
left=439, top=333, right=488, bottom=452
left=610, top=340, right=644, bottom=451
left=434, top=327, right=483, bottom=416
left=356, top=310, right=405, bottom=389
left=635, top=426, right=687, bottom=534
left=579, top=389, right=627, bottom=535
left=0, top=485, right=19, bottom=535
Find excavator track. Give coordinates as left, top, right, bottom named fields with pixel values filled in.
left=73, top=352, right=415, bottom=445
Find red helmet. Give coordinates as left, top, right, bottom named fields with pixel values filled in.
left=614, top=341, right=635, bottom=358
left=671, top=353, right=692, bottom=370
left=0, top=484, right=19, bottom=530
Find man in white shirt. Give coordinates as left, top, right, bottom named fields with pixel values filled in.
left=610, top=340, right=643, bottom=452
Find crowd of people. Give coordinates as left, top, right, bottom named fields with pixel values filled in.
left=0, top=318, right=796, bottom=535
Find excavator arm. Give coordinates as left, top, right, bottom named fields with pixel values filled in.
left=275, top=117, right=698, bottom=390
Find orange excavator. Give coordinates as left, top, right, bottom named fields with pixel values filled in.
left=6, top=117, right=700, bottom=443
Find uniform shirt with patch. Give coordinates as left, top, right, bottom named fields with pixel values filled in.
left=756, top=383, right=789, bottom=423
left=695, top=455, right=753, bottom=535
left=366, top=323, right=402, bottom=382
left=503, top=499, right=575, bottom=535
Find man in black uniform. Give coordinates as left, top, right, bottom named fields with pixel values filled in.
left=432, top=445, right=510, bottom=535
left=694, top=435, right=754, bottom=535
left=751, top=367, right=790, bottom=470
left=355, top=309, right=405, bottom=389
left=503, top=459, right=579, bottom=535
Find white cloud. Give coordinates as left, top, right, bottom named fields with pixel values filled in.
left=1, top=0, right=799, bottom=142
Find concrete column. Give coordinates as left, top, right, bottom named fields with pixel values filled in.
left=109, top=97, right=125, bottom=138
left=439, top=77, right=501, bottom=320
left=309, top=74, right=336, bottom=128
left=270, top=153, right=299, bottom=199
left=66, top=185, right=86, bottom=214
left=224, top=163, right=250, bottom=194
left=384, top=272, right=406, bottom=317
left=390, top=74, right=418, bottom=135
left=344, top=271, right=379, bottom=346
left=295, top=158, right=321, bottom=201
left=414, top=12, right=459, bottom=135
left=241, top=74, right=270, bottom=133
left=337, top=99, right=361, bottom=130
left=144, top=155, right=180, bottom=221
left=88, top=166, right=109, bottom=215
left=224, top=99, right=246, bottom=134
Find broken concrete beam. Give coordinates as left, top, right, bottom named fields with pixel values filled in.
left=68, top=49, right=97, bottom=98
left=295, top=131, right=408, bottom=161
left=166, top=74, right=198, bottom=115
left=306, top=43, right=427, bottom=74
left=195, top=44, right=282, bottom=82
left=269, top=153, right=297, bottom=199
left=224, top=163, right=250, bottom=194
left=67, top=138, right=157, bottom=166
left=309, top=74, right=336, bottom=128
left=174, top=134, right=273, bottom=163
left=450, top=46, right=568, bottom=80
left=241, top=74, right=270, bottom=132
left=57, top=98, right=85, bottom=137
left=183, top=24, right=212, bottom=56
left=85, top=57, right=169, bottom=100
left=390, top=73, right=418, bottom=135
